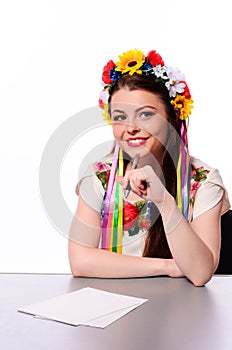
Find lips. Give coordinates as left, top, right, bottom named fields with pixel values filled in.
left=126, top=137, right=149, bottom=147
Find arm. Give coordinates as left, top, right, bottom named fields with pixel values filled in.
left=68, top=196, right=181, bottom=278
left=160, top=191, right=221, bottom=286
left=120, top=165, right=222, bottom=286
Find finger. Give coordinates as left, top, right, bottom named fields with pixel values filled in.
left=135, top=179, right=147, bottom=191
left=129, top=179, right=144, bottom=197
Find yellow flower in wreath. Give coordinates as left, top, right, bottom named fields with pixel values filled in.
left=171, top=94, right=194, bottom=120
left=115, top=49, right=145, bottom=75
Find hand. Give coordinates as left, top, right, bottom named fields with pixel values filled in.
left=117, top=165, right=166, bottom=206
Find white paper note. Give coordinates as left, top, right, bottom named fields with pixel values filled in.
left=18, top=287, right=148, bottom=327
left=83, top=304, right=143, bottom=328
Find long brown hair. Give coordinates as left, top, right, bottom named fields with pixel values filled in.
left=109, top=74, right=185, bottom=258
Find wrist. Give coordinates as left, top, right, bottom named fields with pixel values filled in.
left=151, top=257, right=171, bottom=276
left=158, top=192, right=183, bottom=234
left=156, top=190, right=174, bottom=213
left=161, top=258, right=176, bottom=277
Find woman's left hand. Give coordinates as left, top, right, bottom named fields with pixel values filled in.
left=167, top=259, right=185, bottom=278
left=117, top=165, right=166, bottom=206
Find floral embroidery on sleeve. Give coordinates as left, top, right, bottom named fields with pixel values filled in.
left=94, top=161, right=111, bottom=191
left=189, top=166, right=210, bottom=221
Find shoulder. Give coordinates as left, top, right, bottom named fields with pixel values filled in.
left=190, top=156, right=226, bottom=187
left=190, top=156, right=230, bottom=219
left=191, top=156, right=218, bottom=174
left=75, top=156, right=114, bottom=212
left=93, top=158, right=112, bottom=191
left=76, top=154, right=113, bottom=193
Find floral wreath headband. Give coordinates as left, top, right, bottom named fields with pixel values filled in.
left=99, top=48, right=194, bottom=124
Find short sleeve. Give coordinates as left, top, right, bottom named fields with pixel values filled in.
left=76, top=175, right=104, bottom=213
left=192, top=167, right=230, bottom=220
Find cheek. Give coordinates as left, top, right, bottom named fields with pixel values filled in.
left=112, top=124, right=125, bottom=138
left=144, top=119, right=168, bottom=139
left=145, top=125, right=168, bottom=150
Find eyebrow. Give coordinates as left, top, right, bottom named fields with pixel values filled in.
left=112, top=105, right=158, bottom=114
left=111, top=109, right=125, bottom=114
left=135, top=105, right=158, bottom=113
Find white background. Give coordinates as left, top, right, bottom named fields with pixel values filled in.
left=0, top=0, right=231, bottom=273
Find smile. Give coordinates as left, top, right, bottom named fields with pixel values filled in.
left=126, top=138, right=148, bottom=147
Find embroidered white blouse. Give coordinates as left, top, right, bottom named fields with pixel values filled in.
left=76, top=156, right=230, bottom=256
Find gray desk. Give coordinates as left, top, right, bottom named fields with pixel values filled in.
left=1, top=274, right=232, bottom=350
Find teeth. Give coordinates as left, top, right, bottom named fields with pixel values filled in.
left=128, top=139, right=144, bottom=144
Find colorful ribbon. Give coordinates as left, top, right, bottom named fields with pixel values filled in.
left=101, top=144, right=120, bottom=249
left=177, top=122, right=190, bottom=220
left=101, top=145, right=124, bottom=252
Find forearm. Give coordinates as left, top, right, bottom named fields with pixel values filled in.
left=68, top=241, right=168, bottom=278
left=159, top=192, right=215, bottom=286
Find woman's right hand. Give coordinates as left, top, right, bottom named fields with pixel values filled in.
left=117, top=165, right=166, bottom=206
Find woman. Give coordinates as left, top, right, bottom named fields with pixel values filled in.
left=68, top=49, right=230, bottom=286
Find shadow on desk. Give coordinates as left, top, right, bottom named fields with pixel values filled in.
left=215, top=209, right=232, bottom=275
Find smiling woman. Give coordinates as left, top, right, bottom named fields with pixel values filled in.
left=110, top=89, right=169, bottom=162
left=68, top=49, right=230, bottom=286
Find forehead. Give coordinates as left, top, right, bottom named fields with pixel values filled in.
left=110, top=88, right=165, bottom=111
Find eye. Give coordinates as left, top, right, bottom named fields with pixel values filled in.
left=139, top=111, right=155, bottom=119
left=112, top=114, right=127, bottom=122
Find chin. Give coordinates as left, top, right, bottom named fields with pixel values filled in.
left=123, top=146, right=151, bottom=160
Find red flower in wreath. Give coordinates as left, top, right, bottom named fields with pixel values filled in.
left=98, top=98, right=104, bottom=109
left=146, top=50, right=165, bottom=67
left=102, top=60, right=116, bottom=84
left=182, top=81, right=191, bottom=99
left=123, top=201, right=140, bottom=231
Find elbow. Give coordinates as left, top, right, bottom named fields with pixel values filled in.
left=69, top=243, right=94, bottom=277
left=69, top=253, right=91, bottom=277
left=69, top=261, right=85, bottom=277
left=190, top=256, right=216, bottom=287
left=190, top=266, right=215, bottom=287
left=191, top=273, right=213, bottom=287
left=69, top=253, right=82, bottom=277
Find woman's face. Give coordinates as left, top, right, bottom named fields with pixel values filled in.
left=110, top=88, right=169, bottom=162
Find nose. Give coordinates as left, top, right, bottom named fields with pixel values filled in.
left=126, top=122, right=141, bottom=135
